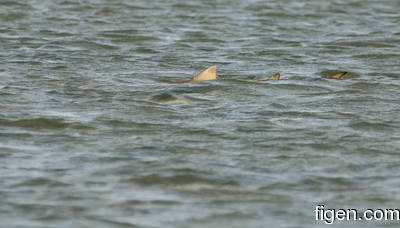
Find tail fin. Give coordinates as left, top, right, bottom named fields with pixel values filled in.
left=260, top=72, right=280, bottom=81
left=177, top=65, right=217, bottom=83
left=328, top=72, right=347, bottom=79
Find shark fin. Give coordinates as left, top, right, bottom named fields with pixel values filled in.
left=177, top=65, right=217, bottom=83
left=189, top=65, right=217, bottom=82
left=260, top=72, right=280, bottom=81
left=328, top=72, right=347, bottom=79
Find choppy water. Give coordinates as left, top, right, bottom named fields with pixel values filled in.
left=1, top=0, right=400, bottom=227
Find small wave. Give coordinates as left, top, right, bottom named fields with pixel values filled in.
left=0, top=1, right=29, bottom=7
left=11, top=177, right=69, bottom=187
left=111, top=36, right=160, bottom=43
left=132, top=174, right=238, bottom=187
left=0, top=12, right=27, bottom=21
left=0, top=147, right=13, bottom=158
left=67, top=40, right=120, bottom=50
left=0, top=117, right=95, bottom=131
left=97, top=29, right=138, bottom=38
left=0, top=118, right=68, bottom=130
left=349, top=120, right=395, bottom=132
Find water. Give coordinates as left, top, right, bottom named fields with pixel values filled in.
left=1, top=0, right=400, bottom=227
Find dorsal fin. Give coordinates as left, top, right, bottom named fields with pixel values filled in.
left=188, top=65, right=217, bottom=83
left=328, top=72, right=347, bottom=79
left=260, top=72, right=280, bottom=81
left=176, top=65, right=217, bottom=83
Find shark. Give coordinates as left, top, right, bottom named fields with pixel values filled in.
left=154, top=66, right=348, bottom=105
left=327, top=72, right=348, bottom=79
left=176, top=65, right=280, bottom=83
left=175, top=66, right=348, bottom=83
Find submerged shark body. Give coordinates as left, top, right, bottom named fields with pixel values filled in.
left=176, top=65, right=280, bottom=83
left=153, top=66, right=350, bottom=105
left=151, top=66, right=219, bottom=105
left=174, top=65, right=348, bottom=84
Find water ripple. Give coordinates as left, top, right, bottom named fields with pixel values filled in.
left=1, top=0, right=400, bottom=227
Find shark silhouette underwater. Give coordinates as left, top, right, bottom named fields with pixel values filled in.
left=174, top=65, right=348, bottom=83
left=152, top=66, right=348, bottom=104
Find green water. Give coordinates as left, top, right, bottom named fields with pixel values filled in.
left=1, top=0, right=400, bottom=227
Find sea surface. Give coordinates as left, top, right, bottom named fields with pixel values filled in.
left=1, top=0, right=400, bottom=227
